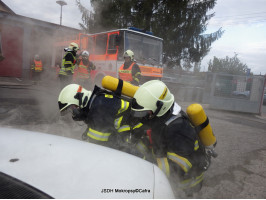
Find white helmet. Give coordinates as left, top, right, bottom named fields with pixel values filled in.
left=123, top=50, right=134, bottom=61
left=68, top=42, right=79, bottom=52
left=34, top=54, right=40, bottom=60
left=58, top=84, right=92, bottom=112
left=82, top=50, right=89, bottom=57
left=131, top=80, right=174, bottom=118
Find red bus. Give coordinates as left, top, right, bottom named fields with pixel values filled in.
left=53, top=27, right=163, bottom=85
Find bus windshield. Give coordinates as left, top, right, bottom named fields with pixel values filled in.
left=124, top=31, right=163, bottom=67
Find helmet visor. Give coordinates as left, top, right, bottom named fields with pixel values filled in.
left=58, top=101, right=68, bottom=112
left=60, top=107, right=70, bottom=116
left=130, top=110, right=151, bottom=118
left=59, top=104, right=78, bottom=116
left=131, top=98, right=151, bottom=118
left=131, top=98, right=144, bottom=109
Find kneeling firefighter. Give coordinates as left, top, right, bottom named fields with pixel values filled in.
left=73, top=50, right=96, bottom=89
left=58, top=82, right=148, bottom=158
left=130, top=80, right=217, bottom=196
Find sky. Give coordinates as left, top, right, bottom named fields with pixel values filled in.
left=2, top=0, right=266, bottom=75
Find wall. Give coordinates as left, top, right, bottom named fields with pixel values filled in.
left=0, top=23, right=23, bottom=77
left=0, top=11, right=80, bottom=79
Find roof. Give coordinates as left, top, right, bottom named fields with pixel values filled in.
left=0, top=0, right=15, bottom=15
left=0, top=11, right=80, bottom=34
left=0, top=1, right=80, bottom=34
left=88, top=28, right=163, bottom=41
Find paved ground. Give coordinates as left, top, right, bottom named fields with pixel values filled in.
left=1, top=77, right=266, bottom=198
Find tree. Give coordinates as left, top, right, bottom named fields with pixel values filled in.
left=76, top=0, right=223, bottom=70
left=152, top=0, right=223, bottom=70
left=208, top=54, right=249, bottom=75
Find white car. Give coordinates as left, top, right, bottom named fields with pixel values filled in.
left=0, top=127, right=175, bottom=199
left=232, top=90, right=250, bottom=98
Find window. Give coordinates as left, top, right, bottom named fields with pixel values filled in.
left=125, top=31, right=163, bottom=66
left=80, top=35, right=88, bottom=50
left=95, top=34, right=107, bottom=55
left=107, top=34, right=118, bottom=54
left=87, top=36, right=95, bottom=54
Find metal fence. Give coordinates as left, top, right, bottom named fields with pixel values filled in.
left=209, top=73, right=265, bottom=114
left=213, top=74, right=252, bottom=99
left=163, top=70, right=266, bottom=114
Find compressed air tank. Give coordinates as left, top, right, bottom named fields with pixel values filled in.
left=186, top=103, right=216, bottom=147
left=102, top=76, right=139, bottom=98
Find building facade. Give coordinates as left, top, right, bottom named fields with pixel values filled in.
left=0, top=1, right=80, bottom=78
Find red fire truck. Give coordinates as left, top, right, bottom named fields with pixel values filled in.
left=53, top=27, right=163, bottom=85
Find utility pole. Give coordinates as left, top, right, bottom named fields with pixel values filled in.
left=56, top=1, right=67, bottom=26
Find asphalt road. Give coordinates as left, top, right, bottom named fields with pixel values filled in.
left=0, top=77, right=266, bottom=198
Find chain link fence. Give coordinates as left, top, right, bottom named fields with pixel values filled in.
left=163, top=70, right=266, bottom=114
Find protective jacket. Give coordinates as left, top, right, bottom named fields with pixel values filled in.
left=144, top=102, right=208, bottom=194
left=79, top=86, right=144, bottom=151
left=33, top=59, right=43, bottom=72
left=73, top=59, right=96, bottom=80
left=59, top=51, right=76, bottom=76
left=118, top=61, right=141, bottom=85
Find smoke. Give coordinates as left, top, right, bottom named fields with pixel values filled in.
left=0, top=10, right=91, bottom=139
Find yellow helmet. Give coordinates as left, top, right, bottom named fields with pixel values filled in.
left=58, top=84, right=91, bottom=112
left=131, top=80, right=175, bottom=118
left=123, top=50, right=134, bottom=61
left=68, top=42, right=79, bottom=52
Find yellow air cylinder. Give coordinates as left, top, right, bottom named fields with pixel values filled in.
left=101, top=76, right=139, bottom=98
left=186, top=103, right=216, bottom=147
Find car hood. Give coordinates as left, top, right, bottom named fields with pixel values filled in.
left=0, top=127, right=174, bottom=199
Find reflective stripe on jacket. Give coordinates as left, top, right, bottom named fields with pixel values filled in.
left=117, top=122, right=143, bottom=133
left=118, top=62, right=135, bottom=82
left=87, top=128, right=111, bottom=142
left=114, top=99, right=130, bottom=130
left=157, top=157, right=170, bottom=177
left=86, top=94, right=131, bottom=142
left=74, top=60, right=90, bottom=80
left=59, top=52, right=76, bottom=76
left=167, top=152, right=192, bottom=173
left=135, top=140, right=150, bottom=160
left=180, top=172, right=204, bottom=190
left=33, top=60, right=43, bottom=72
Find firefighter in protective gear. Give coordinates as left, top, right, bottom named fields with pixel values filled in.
left=31, top=54, right=43, bottom=81
left=73, top=50, right=96, bottom=89
left=58, top=42, right=79, bottom=88
left=118, top=50, right=141, bottom=86
left=131, top=80, right=214, bottom=196
left=58, top=84, right=147, bottom=157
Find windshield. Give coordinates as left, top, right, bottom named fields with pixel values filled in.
left=124, top=31, right=163, bottom=66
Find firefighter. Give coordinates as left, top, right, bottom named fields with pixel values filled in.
left=58, top=83, right=148, bottom=158
left=118, top=50, right=141, bottom=86
left=130, top=80, right=215, bottom=196
left=73, top=50, right=96, bottom=89
left=31, top=54, right=43, bottom=82
left=58, top=42, right=79, bottom=88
